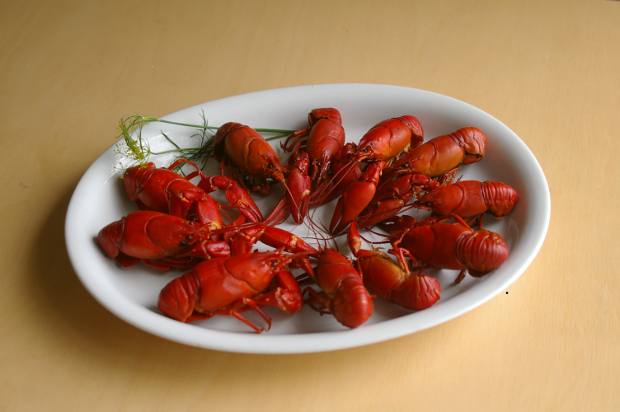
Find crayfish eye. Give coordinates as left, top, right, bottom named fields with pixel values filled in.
left=269, top=256, right=285, bottom=268
left=180, top=234, right=194, bottom=247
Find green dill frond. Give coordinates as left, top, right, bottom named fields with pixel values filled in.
left=114, top=111, right=294, bottom=171
left=116, top=115, right=155, bottom=163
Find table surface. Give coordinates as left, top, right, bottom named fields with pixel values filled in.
left=1, top=0, right=619, bottom=410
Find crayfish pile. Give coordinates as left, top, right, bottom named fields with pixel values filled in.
left=97, top=108, right=519, bottom=332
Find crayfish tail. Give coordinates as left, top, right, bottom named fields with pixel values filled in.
left=391, top=274, right=441, bottom=310
left=456, top=230, right=509, bottom=275
left=96, top=218, right=125, bottom=258
left=264, top=198, right=290, bottom=226
left=331, top=277, right=374, bottom=328
left=158, top=273, right=199, bottom=322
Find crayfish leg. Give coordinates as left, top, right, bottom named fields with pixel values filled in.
left=143, top=259, right=174, bottom=271
left=453, top=269, right=467, bottom=285
left=470, top=214, right=484, bottom=228
left=218, top=300, right=271, bottom=333
left=438, top=167, right=460, bottom=186
left=303, top=288, right=332, bottom=316
left=115, top=253, right=140, bottom=268
left=135, top=199, right=150, bottom=210
left=242, top=298, right=273, bottom=332
left=281, top=128, right=308, bottom=152
left=186, top=312, right=215, bottom=322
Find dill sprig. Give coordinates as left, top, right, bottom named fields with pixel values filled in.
left=120, top=113, right=294, bottom=136
left=150, top=111, right=216, bottom=170
left=115, top=111, right=293, bottom=168
left=117, top=115, right=152, bottom=163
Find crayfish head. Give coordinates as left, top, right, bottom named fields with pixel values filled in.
left=123, top=162, right=155, bottom=201
left=262, top=158, right=286, bottom=184
left=378, top=216, right=417, bottom=237
left=213, top=122, right=244, bottom=161
left=265, top=253, right=294, bottom=271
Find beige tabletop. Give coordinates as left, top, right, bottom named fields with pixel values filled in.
left=1, top=0, right=619, bottom=410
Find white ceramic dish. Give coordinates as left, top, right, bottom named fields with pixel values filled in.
left=65, top=84, right=550, bottom=354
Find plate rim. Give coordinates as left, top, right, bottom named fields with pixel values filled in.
left=64, top=83, right=551, bottom=354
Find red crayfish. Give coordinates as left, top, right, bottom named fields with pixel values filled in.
left=279, top=108, right=346, bottom=223
left=416, top=180, right=518, bottom=219
left=214, top=122, right=288, bottom=195
left=283, top=108, right=345, bottom=185
left=123, top=160, right=263, bottom=227
left=158, top=251, right=304, bottom=332
left=97, top=210, right=230, bottom=270
left=304, top=248, right=374, bottom=328
left=386, top=126, right=488, bottom=179
left=348, top=222, right=441, bottom=310
left=385, top=215, right=510, bottom=284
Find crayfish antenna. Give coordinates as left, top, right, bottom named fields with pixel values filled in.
left=264, top=198, right=290, bottom=226
left=452, top=270, right=467, bottom=285
left=365, top=225, right=391, bottom=239
left=300, top=205, right=339, bottom=255
left=304, top=204, right=335, bottom=248
left=281, top=128, right=307, bottom=152
left=310, top=160, right=359, bottom=205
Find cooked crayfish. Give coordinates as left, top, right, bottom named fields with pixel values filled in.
left=355, top=115, right=423, bottom=162
left=304, top=248, right=374, bottom=328
left=96, top=210, right=230, bottom=270
left=387, top=126, right=487, bottom=178
left=385, top=215, right=509, bottom=284
left=124, top=160, right=263, bottom=227
left=348, top=222, right=441, bottom=310
left=417, top=180, right=518, bottom=219
left=158, top=251, right=303, bottom=332
left=213, top=122, right=287, bottom=194
left=283, top=108, right=345, bottom=183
